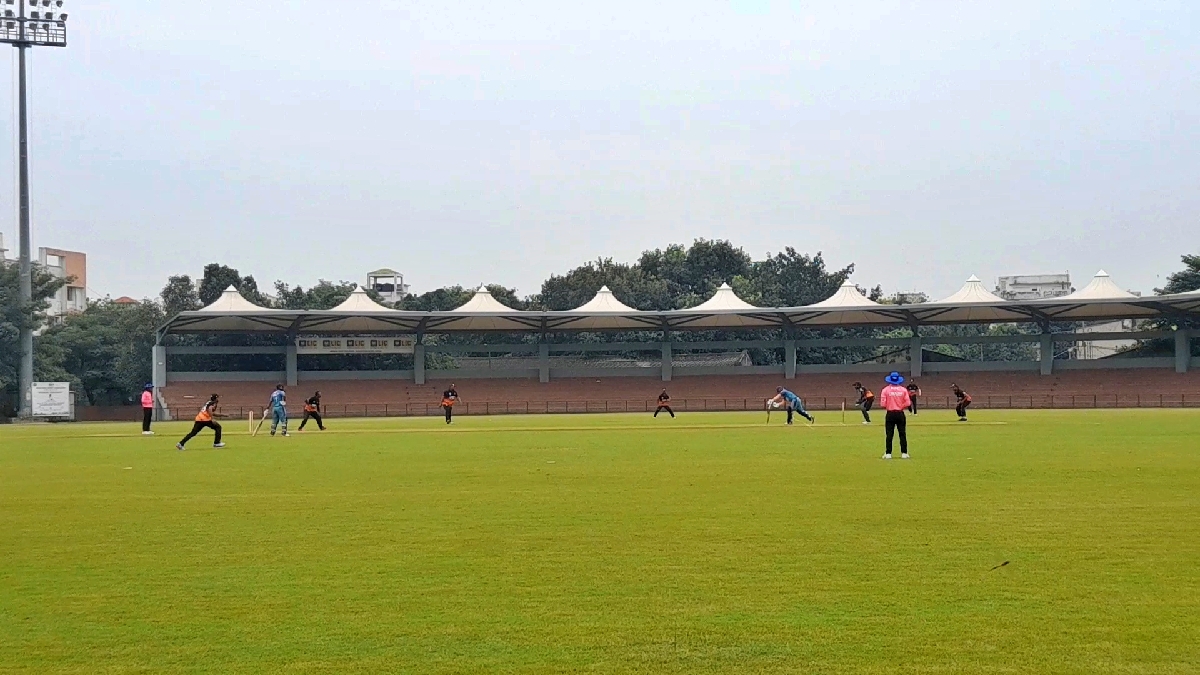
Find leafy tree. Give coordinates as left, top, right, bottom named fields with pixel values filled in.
left=637, top=239, right=752, bottom=305
left=0, top=263, right=67, bottom=414
left=197, top=263, right=264, bottom=306
left=161, top=275, right=201, bottom=317
left=38, top=299, right=166, bottom=406
left=538, top=258, right=671, bottom=311
left=1144, top=253, right=1200, bottom=355
left=399, top=286, right=474, bottom=312
left=1156, top=254, right=1200, bottom=296
left=742, top=248, right=853, bottom=307
left=273, top=280, right=358, bottom=310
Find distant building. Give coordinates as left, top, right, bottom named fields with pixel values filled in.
left=0, top=232, right=7, bottom=261
left=995, top=273, right=1073, bottom=300
left=39, top=247, right=87, bottom=322
left=1074, top=319, right=1139, bottom=360
left=113, top=296, right=139, bottom=306
left=367, top=268, right=409, bottom=304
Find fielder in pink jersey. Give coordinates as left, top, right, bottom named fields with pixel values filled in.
left=879, top=371, right=913, bottom=459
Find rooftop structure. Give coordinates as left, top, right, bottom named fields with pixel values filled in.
left=996, top=273, right=1072, bottom=300
left=367, top=268, right=409, bottom=304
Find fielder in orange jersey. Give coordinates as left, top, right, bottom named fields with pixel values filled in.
left=441, top=384, right=459, bottom=424
left=952, top=383, right=972, bottom=421
left=853, top=382, right=875, bottom=424
left=176, top=394, right=225, bottom=450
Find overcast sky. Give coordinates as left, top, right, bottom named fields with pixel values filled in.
left=1, top=1, right=1196, bottom=302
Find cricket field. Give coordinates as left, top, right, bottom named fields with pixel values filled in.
left=1, top=409, right=1197, bottom=673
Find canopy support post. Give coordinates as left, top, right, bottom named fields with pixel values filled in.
left=414, top=333, right=426, bottom=385
left=1039, top=331, right=1054, bottom=376
left=539, top=342, right=550, bottom=383
left=1176, top=328, right=1190, bottom=374
left=910, top=334, right=923, bottom=377
left=661, top=341, right=672, bottom=382
left=785, top=339, right=796, bottom=379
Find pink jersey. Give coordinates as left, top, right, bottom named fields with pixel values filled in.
left=141, top=391, right=154, bottom=409
left=880, top=384, right=911, bottom=412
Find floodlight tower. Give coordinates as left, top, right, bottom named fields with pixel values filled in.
left=0, top=0, right=67, bottom=417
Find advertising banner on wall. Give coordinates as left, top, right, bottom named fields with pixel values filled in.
left=296, top=336, right=415, bottom=355
left=31, top=382, right=72, bottom=417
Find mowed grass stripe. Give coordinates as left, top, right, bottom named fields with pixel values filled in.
left=1, top=410, right=1198, bottom=674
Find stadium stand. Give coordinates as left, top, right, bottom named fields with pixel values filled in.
left=160, top=369, right=1200, bottom=419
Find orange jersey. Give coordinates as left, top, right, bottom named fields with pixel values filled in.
left=195, top=401, right=216, bottom=422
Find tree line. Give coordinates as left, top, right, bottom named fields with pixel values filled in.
left=2, top=242, right=1196, bottom=412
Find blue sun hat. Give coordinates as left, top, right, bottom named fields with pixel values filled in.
left=884, top=371, right=905, bottom=385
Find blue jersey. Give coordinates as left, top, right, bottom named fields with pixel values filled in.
left=779, top=389, right=802, bottom=407
left=270, top=390, right=286, bottom=410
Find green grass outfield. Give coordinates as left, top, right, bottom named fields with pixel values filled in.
left=2, top=410, right=1198, bottom=674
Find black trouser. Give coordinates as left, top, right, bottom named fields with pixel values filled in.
left=299, top=410, right=324, bottom=430
left=860, top=398, right=873, bottom=422
left=956, top=400, right=971, bottom=418
left=885, top=411, right=907, bottom=455
left=179, top=420, right=221, bottom=446
left=142, top=407, right=153, bottom=432
left=654, top=404, right=674, bottom=418
left=444, top=405, right=453, bottom=423
left=909, top=397, right=918, bottom=414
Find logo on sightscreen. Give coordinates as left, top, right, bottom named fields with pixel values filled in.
left=296, top=336, right=415, bottom=355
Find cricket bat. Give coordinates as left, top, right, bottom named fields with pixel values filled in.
left=252, top=409, right=268, bottom=436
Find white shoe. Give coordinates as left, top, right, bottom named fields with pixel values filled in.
left=882, top=453, right=892, bottom=459
left=213, top=443, right=226, bottom=449
left=901, top=453, right=910, bottom=459
left=862, top=421, right=871, bottom=425
left=142, top=431, right=154, bottom=435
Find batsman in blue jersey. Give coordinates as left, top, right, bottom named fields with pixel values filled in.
left=267, top=384, right=289, bottom=437
left=769, top=386, right=815, bottom=425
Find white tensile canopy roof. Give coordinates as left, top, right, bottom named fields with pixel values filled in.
left=435, top=286, right=538, bottom=331
left=556, top=286, right=659, bottom=329
left=685, top=283, right=758, bottom=312
left=935, top=276, right=1005, bottom=304
left=672, top=283, right=773, bottom=328
left=1057, top=270, right=1136, bottom=300
left=329, top=288, right=395, bottom=313
left=301, top=288, right=419, bottom=333
left=1028, top=270, right=1152, bottom=320
left=570, top=286, right=637, bottom=313
left=810, top=281, right=878, bottom=308
left=161, top=271, right=1200, bottom=334
left=452, top=287, right=520, bottom=313
left=921, top=275, right=1026, bottom=322
left=199, top=286, right=274, bottom=312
